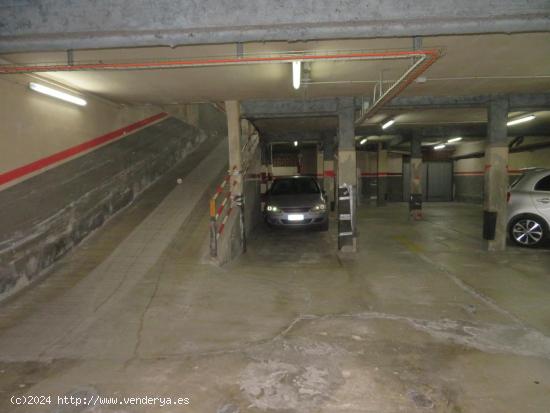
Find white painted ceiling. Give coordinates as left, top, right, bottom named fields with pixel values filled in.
left=2, top=32, right=549, bottom=135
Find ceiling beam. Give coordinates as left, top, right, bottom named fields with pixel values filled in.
left=1, top=0, right=549, bottom=53
left=242, top=99, right=340, bottom=119
left=356, top=124, right=550, bottom=138
left=262, top=131, right=329, bottom=143
left=386, top=93, right=550, bottom=110
left=242, top=93, right=550, bottom=119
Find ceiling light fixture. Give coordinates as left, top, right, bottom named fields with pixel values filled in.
left=434, top=144, right=446, bottom=150
left=293, top=140, right=298, bottom=147
left=447, top=137, right=462, bottom=143
left=381, top=119, right=395, bottom=130
left=360, top=138, right=368, bottom=145
left=29, top=82, right=87, bottom=106
left=292, top=61, right=301, bottom=90
left=507, top=115, right=535, bottom=126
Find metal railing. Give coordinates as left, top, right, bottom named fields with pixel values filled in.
left=209, top=167, right=236, bottom=257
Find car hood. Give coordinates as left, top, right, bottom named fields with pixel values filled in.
left=267, top=193, right=323, bottom=208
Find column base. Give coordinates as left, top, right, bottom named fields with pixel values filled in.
left=409, top=193, right=423, bottom=220
left=410, top=210, right=423, bottom=220
left=340, top=238, right=357, bottom=253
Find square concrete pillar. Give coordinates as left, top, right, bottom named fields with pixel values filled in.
left=316, top=144, right=324, bottom=182
left=323, top=137, right=336, bottom=210
left=377, top=143, right=388, bottom=207
left=185, top=104, right=200, bottom=128
left=337, top=97, right=357, bottom=252
left=409, top=134, right=423, bottom=220
left=226, top=101, right=243, bottom=196
left=484, top=97, right=509, bottom=251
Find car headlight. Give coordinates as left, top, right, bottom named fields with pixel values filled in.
left=312, top=204, right=326, bottom=211
left=266, top=205, right=279, bottom=212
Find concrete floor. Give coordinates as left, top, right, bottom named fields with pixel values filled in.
left=0, top=170, right=549, bottom=412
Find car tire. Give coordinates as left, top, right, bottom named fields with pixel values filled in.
left=509, top=214, right=548, bottom=247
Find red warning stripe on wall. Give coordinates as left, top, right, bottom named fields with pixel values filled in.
left=454, top=169, right=524, bottom=177
left=361, top=172, right=403, bottom=177
left=0, top=112, right=168, bottom=187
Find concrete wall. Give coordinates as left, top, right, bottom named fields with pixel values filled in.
left=272, top=147, right=298, bottom=177
left=453, top=138, right=550, bottom=203
left=215, top=125, right=262, bottom=265
left=0, top=117, right=225, bottom=301
left=357, top=150, right=404, bottom=203
left=0, top=75, right=160, bottom=175
left=243, top=135, right=263, bottom=240
left=300, top=146, right=318, bottom=176
left=0, top=75, right=227, bottom=300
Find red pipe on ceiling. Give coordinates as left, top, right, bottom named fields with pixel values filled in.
left=0, top=49, right=440, bottom=74
left=0, top=49, right=441, bottom=120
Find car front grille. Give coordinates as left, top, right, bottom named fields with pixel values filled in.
left=281, top=207, right=310, bottom=213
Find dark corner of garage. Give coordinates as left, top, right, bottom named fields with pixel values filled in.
left=0, top=1, right=550, bottom=412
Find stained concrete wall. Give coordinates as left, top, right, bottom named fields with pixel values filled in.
left=0, top=75, right=163, bottom=175
left=0, top=75, right=227, bottom=300
left=0, top=116, right=226, bottom=301
left=300, top=146, right=318, bottom=176
left=243, top=144, right=263, bottom=240
left=453, top=138, right=550, bottom=203
left=215, top=127, right=262, bottom=265
left=357, top=150, right=404, bottom=203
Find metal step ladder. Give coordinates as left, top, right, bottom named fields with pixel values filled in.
left=337, top=183, right=356, bottom=250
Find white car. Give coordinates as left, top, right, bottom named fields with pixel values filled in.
left=508, top=169, right=550, bottom=247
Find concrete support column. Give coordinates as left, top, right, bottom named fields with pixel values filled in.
left=185, top=104, right=200, bottom=128
left=410, top=134, right=423, bottom=220
left=323, top=138, right=336, bottom=210
left=241, top=119, right=250, bottom=143
left=316, top=144, right=324, bottom=182
left=337, top=97, right=357, bottom=252
left=377, top=143, right=388, bottom=207
left=483, top=97, right=509, bottom=251
left=226, top=101, right=243, bottom=196
left=267, top=143, right=274, bottom=179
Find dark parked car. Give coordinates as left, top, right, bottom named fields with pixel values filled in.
left=264, top=176, right=329, bottom=231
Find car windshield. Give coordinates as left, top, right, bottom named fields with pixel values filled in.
left=270, top=178, right=320, bottom=195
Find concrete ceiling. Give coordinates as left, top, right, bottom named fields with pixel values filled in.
left=2, top=33, right=549, bottom=104
left=2, top=32, right=550, bottom=139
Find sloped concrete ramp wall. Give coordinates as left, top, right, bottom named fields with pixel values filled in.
left=0, top=116, right=221, bottom=301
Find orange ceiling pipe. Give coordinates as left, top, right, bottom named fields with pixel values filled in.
left=0, top=49, right=441, bottom=122
left=356, top=50, right=440, bottom=123
left=0, top=49, right=440, bottom=74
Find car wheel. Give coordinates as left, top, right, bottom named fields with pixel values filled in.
left=509, top=215, right=547, bottom=247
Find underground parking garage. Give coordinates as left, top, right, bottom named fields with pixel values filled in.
left=1, top=1, right=550, bottom=412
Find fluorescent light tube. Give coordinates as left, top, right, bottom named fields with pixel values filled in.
left=292, top=61, right=301, bottom=90
left=447, top=137, right=462, bottom=143
left=507, top=115, right=535, bottom=126
left=381, top=119, right=395, bottom=129
left=434, top=144, right=446, bottom=150
left=29, top=82, right=87, bottom=106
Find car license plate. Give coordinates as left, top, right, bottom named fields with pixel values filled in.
left=288, top=214, right=304, bottom=221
